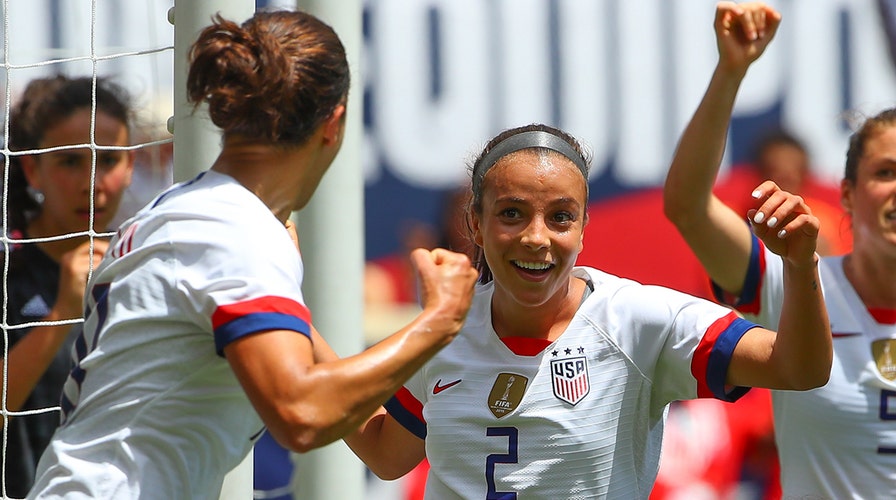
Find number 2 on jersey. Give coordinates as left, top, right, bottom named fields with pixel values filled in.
left=486, top=426, right=519, bottom=500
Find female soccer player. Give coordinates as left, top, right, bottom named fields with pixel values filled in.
left=343, top=122, right=832, bottom=498
left=28, top=9, right=477, bottom=499
left=3, top=75, right=134, bottom=497
left=664, top=2, right=896, bottom=498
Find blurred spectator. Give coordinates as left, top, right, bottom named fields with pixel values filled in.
left=2, top=74, right=135, bottom=497
left=713, top=128, right=851, bottom=255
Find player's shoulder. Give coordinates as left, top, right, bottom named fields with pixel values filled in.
left=575, top=265, right=677, bottom=300
left=575, top=265, right=718, bottom=324
left=133, top=172, right=295, bottom=266
left=152, top=171, right=263, bottom=216
left=150, top=172, right=282, bottom=235
left=574, top=265, right=628, bottom=288
left=818, top=255, right=846, bottom=283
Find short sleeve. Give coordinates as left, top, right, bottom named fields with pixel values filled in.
left=710, top=234, right=785, bottom=329
left=171, top=208, right=312, bottom=355
left=604, top=282, right=756, bottom=407
left=385, top=367, right=429, bottom=439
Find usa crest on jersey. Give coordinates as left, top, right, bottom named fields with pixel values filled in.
left=551, top=355, right=590, bottom=405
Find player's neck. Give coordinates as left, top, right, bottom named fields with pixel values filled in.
left=843, top=251, right=896, bottom=309
left=490, top=277, right=586, bottom=341
left=212, top=139, right=312, bottom=222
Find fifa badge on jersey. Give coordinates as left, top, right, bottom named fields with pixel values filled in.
left=488, top=373, right=528, bottom=418
left=551, top=355, right=590, bottom=405
left=872, top=338, right=896, bottom=381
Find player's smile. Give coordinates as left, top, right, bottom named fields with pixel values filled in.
left=511, top=260, right=555, bottom=280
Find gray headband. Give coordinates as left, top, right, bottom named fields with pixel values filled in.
left=473, top=131, right=588, bottom=191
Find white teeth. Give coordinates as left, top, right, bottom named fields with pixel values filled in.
left=515, top=261, right=551, bottom=270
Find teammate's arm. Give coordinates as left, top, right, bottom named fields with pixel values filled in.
left=664, top=2, right=780, bottom=294
left=224, top=248, right=477, bottom=453
left=664, top=3, right=831, bottom=390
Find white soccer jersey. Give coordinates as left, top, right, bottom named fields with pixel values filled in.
left=386, top=266, right=757, bottom=500
left=29, top=171, right=312, bottom=500
left=717, top=236, right=896, bottom=500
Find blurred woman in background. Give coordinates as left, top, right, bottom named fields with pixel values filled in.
left=3, top=74, right=135, bottom=497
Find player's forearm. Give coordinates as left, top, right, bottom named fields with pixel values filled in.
left=664, top=65, right=744, bottom=229
left=4, top=319, right=72, bottom=412
left=270, top=308, right=459, bottom=453
left=771, top=257, right=832, bottom=389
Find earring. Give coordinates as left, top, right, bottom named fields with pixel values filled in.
left=26, top=186, right=45, bottom=204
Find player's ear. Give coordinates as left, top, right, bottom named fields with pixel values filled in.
left=840, top=178, right=853, bottom=215
left=124, top=150, right=136, bottom=187
left=470, top=211, right=483, bottom=247
left=19, top=155, right=41, bottom=192
left=578, top=210, right=588, bottom=253
left=322, top=104, right=346, bottom=147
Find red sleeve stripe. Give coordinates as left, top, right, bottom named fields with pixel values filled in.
left=691, top=311, right=756, bottom=401
left=212, top=295, right=311, bottom=329
left=384, top=387, right=426, bottom=439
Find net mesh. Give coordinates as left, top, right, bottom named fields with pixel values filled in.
left=0, top=1, right=174, bottom=497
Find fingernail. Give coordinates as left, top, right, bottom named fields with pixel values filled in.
left=766, top=216, right=778, bottom=228
left=751, top=190, right=762, bottom=199
left=753, top=212, right=765, bottom=224
left=777, top=229, right=787, bottom=238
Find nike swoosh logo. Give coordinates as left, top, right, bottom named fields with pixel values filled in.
left=832, top=332, right=861, bottom=338
left=433, top=378, right=462, bottom=394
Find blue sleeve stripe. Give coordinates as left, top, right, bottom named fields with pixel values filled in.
left=740, top=235, right=762, bottom=304
left=707, top=317, right=757, bottom=401
left=384, top=396, right=427, bottom=439
left=214, top=312, right=311, bottom=356
left=711, top=232, right=762, bottom=308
